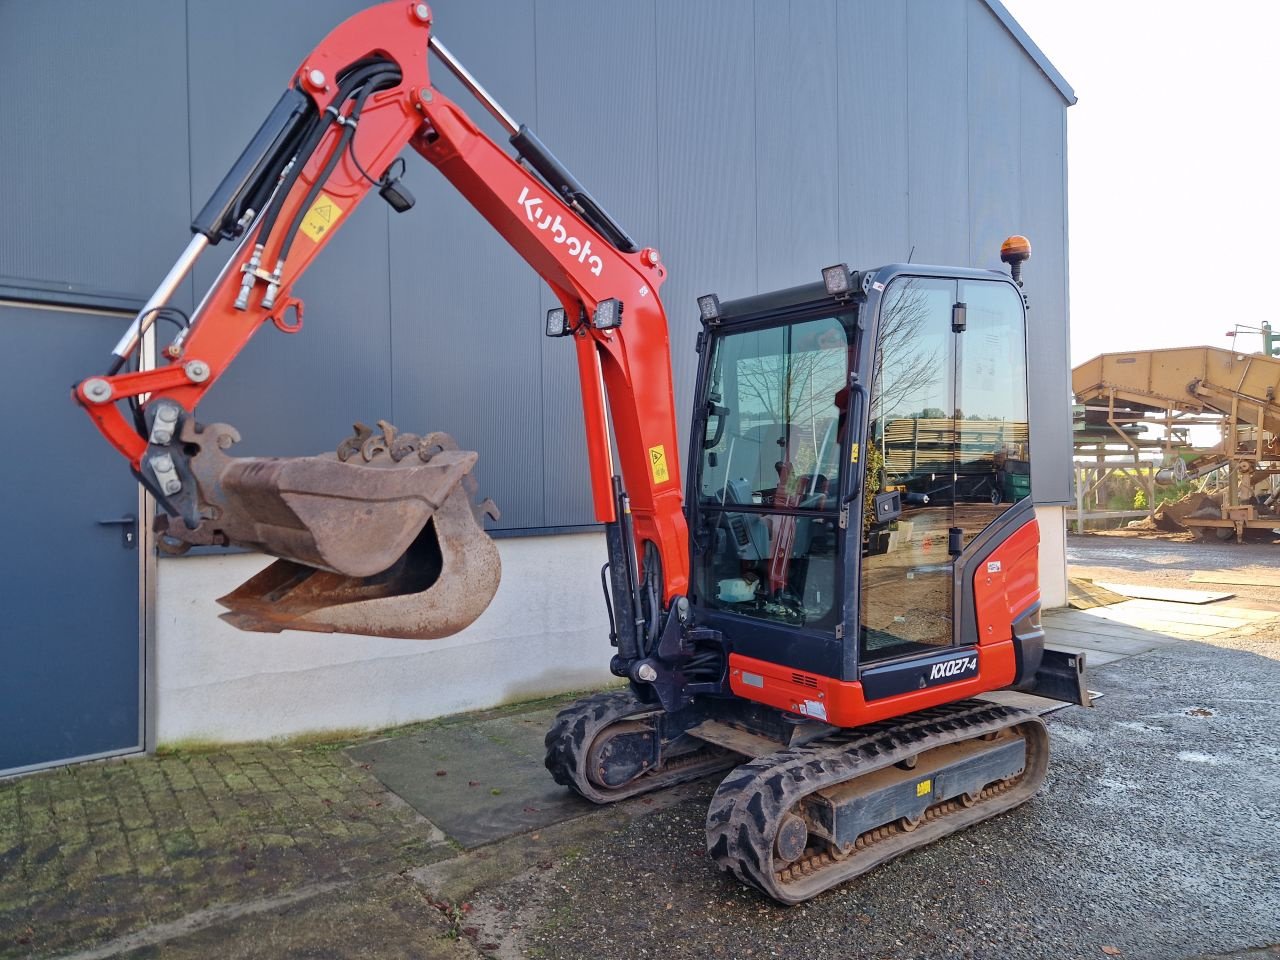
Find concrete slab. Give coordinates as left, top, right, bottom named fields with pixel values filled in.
left=1190, top=570, right=1280, bottom=587
left=1057, top=599, right=1278, bottom=639
left=1112, top=599, right=1279, bottom=625
left=348, top=707, right=594, bottom=850
left=1044, top=627, right=1170, bottom=657
left=1087, top=616, right=1229, bottom=639
left=1044, top=610, right=1179, bottom=643
left=1089, top=609, right=1244, bottom=632
left=1093, top=582, right=1234, bottom=604
left=1039, top=616, right=1177, bottom=647
left=1181, top=604, right=1279, bottom=622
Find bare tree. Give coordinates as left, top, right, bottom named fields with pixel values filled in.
left=870, top=279, right=946, bottom=422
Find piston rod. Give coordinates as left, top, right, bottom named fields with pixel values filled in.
left=427, top=35, right=518, bottom=135
left=110, top=233, right=209, bottom=364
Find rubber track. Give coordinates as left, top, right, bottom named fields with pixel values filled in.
left=544, top=690, right=739, bottom=805
left=705, top=699, right=1050, bottom=904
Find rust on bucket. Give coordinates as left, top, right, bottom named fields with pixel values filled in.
left=156, top=420, right=501, bottom=640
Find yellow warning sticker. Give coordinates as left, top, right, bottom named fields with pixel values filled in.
left=299, top=192, right=344, bottom=242
left=849, top=442, right=860, bottom=463
left=916, top=779, right=932, bottom=798
left=649, top=444, right=670, bottom=484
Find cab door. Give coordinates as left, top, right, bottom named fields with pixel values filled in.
left=857, top=273, right=1031, bottom=666
left=858, top=277, right=958, bottom=663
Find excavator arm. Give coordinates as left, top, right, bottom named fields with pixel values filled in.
left=72, top=1, right=688, bottom=642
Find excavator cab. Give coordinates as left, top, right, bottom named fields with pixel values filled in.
left=687, top=262, right=1085, bottom=713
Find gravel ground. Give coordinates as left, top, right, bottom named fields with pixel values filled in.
left=472, top=621, right=1280, bottom=960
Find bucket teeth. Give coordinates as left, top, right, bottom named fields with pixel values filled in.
left=158, top=419, right=501, bottom=640
left=336, top=421, right=462, bottom=466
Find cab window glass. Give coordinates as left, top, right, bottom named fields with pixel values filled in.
left=694, top=315, right=850, bottom=628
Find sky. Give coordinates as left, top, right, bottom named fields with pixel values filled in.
left=999, top=0, right=1280, bottom=365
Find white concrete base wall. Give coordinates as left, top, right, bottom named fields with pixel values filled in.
left=155, top=532, right=616, bottom=745
left=1036, top=505, right=1069, bottom=610
left=157, top=514, right=1072, bottom=745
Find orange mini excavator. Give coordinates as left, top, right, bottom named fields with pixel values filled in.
left=73, top=2, right=1088, bottom=902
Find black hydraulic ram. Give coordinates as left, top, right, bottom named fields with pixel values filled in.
left=507, top=124, right=639, bottom=253
left=192, top=87, right=318, bottom=244
left=426, top=34, right=638, bottom=253
left=108, top=88, right=317, bottom=371
left=604, top=476, right=644, bottom=669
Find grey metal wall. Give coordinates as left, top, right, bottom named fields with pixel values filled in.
left=0, top=0, right=1073, bottom=530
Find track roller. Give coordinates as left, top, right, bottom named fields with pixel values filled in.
left=544, top=690, right=739, bottom=804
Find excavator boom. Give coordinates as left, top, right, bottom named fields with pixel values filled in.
left=72, top=1, right=687, bottom=640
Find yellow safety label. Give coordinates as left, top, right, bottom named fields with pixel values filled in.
left=850, top=442, right=860, bottom=463
left=916, top=779, right=932, bottom=798
left=649, top=444, right=670, bottom=484
left=299, top=192, right=344, bottom=242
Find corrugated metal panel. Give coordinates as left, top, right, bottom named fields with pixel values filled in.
left=1019, top=56, right=1072, bottom=504
left=655, top=0, right=758, bottom=456
left=837, top=0, right=909, bottom=268
left=533, top=0, right=661, bottom=527
left=0, top=0, right=1072, bottom=526
left=905, top=0, right=969, bottom=266
left=186, top=0, right=393, bottom=458
left=753, top=0, right=840, bottom=293
left=389, top=0, right=546, bottom=529
left=966, top=1, right=1022, bottom=269
left=0, top=1, right=188, bottom=301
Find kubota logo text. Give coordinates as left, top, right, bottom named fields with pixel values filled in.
left=929, top=656, right=977, bottom=681
left=517, top=187, right=604, bottom=276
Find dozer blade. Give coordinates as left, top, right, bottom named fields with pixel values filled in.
left=157, top=420, right=501, bottom=640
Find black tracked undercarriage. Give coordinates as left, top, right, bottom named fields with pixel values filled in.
left=546, top=693, right=1048, bottom=903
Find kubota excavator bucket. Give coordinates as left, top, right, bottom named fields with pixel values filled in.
left=156, top=420, right=500, bottom=640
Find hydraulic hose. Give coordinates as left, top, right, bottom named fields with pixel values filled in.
left=255, top=59, right=396, bottom=250
left=276, top=67, right=400, bottom=264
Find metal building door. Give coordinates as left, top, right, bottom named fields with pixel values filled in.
left=0, top=304, right=143, bottom=774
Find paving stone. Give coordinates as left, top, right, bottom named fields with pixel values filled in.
left=0, top=739, right=450, bottom=960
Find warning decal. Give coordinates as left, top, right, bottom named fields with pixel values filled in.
left=299, top=192, right=345, bottom=242
left=648, top=444, right=670, bottom=484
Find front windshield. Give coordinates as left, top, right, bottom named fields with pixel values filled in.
left=693, top=313, right=851, bottom=628
left=699, top=316, right=850, bottom=508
